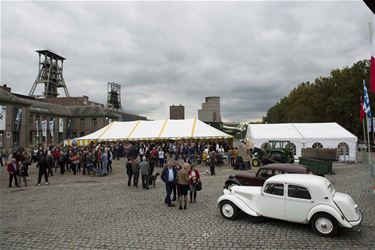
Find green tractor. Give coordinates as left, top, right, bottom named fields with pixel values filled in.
left=251, top=140, right=295, bottom=167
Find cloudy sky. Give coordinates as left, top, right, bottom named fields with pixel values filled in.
left=1, top=1, right=373, bottom=122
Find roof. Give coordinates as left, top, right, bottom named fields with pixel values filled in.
left=68, top=106, right=117, bottom=118
left=67, top=118, right=232, bottom=143
left=247, top=123, right=357, bottom=141
left=0, top=88, right=32, bottom=105
left=36, top=49, right=65, bottom=60
left=31, top=100, right=71, bottom=116
left=293, top=123, right=356, bottom=139
left=266, top=174, right=330, bottom=187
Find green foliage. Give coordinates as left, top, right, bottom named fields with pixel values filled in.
left=263, top=60, right=371, bottom=138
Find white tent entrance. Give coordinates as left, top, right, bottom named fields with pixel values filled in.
left=64, top=118, right=233, bottom=146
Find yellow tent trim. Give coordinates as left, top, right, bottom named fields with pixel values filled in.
left=127, top=120, right=141, bottom=139
left=98, top=122, right=115, bottom=140
left=190, top=117, right=197, bottom=138
left=158, top=119, right=168, bottom=138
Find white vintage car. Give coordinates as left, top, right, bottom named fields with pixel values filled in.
left=218, top=174, right=362, bottom=237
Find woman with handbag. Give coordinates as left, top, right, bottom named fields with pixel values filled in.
left=188, top=164, right=200, bottom=203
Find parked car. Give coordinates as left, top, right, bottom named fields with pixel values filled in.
left=218, top=174, right=362, bottom=237
left=224, top=164, right=310, bottom=189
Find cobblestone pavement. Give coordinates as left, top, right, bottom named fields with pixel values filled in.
left=0, top=159, right=374, bottom=249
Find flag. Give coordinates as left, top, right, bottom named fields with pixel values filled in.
left=41, top=120, right=47, bottom=137
left=360, top=97, right=366, bottom=123
left=364, top=83, right=372, bottom=118
left=371, top=17, right=375, bottom=93
left=49, top=120, right=54, bottom=137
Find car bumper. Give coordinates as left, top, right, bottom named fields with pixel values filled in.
left=349, top=211, right=363, bottom=231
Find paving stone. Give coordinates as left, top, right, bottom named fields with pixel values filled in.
left=0, top=160, right=374, bottom=249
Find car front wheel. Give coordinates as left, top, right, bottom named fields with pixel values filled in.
left=252, top=158, right=261, bottom=167
left=310, top=213, right=338, bottom=237
left=219, top=200, right=240, bottom=220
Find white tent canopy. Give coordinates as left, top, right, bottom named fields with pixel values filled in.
left=65, top=118, right=232, bottom=145
left=246, top=123, right=358, bottom=161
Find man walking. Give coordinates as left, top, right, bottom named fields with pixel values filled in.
left=36, top=154, right=49, bottom=186
left=126, top=159, right=133, bottom=187
left=161, top=162, right=177, bottom=207
left=132, top=159, right=140, bottom=188
left=139, top=157, right=151, bottom=189
left=46, top=151, right=54, bottom=176
left=209, top=150, right=216, bottom=175
left=7, top=158, right=19, bottom=188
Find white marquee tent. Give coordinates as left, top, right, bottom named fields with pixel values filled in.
left=65, top=118, right=232, bottom=146
left=246, top=123, right=358, bottom=161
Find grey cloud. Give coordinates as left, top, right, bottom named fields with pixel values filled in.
left=1, top=1, right=373, bottom=121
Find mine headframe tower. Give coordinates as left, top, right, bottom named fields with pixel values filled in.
left=107, top=82, right=122, bottom=111
left=29, top=49, right=70, bottom=98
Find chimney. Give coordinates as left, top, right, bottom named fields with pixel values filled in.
left=1, top=84, right=11, bottom=92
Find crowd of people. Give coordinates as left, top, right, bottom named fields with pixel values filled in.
left=2, top=140, right=238, bottom=209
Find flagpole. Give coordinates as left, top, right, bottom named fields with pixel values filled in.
left=363, top=115, right=367, bottom=162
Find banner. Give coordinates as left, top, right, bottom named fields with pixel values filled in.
left=13, top=106, right=22, bottom=131
left=0, top=106, right=6, bottom=131
left=67, top=119, right=71, bottom=138
left=35, top=120, right=39, bottom=138
left=59, top=118, right=64, bottom=133
left=41, top=120, right=47, bottom=137
left=49, top=120, right=54, bottom=137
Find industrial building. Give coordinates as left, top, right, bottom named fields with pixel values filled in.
left=0, top=49, right=146, bottom=151
left=169, top=105, right=185, bottom=120
left=198, top=96, right=223, bottom=129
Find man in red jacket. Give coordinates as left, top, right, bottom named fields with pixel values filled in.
left=7, top=158, right=19, bottom=188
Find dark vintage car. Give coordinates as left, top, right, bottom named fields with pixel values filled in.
left=224, top=164, right=310, bottom=188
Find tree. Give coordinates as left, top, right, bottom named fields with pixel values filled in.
left=263, top=60, right=372, bottom=138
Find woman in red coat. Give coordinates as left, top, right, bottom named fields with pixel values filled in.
left=188, top=164, right=200, bottom=203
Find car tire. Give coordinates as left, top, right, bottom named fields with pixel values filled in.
left=219, top=200, right=240, bottom=220
left=310, top=213, right=338, bottom=237
left=252, top=158, right=261, bottom=167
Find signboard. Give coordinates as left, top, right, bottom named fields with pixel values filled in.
left=41, top=120, right=47, bottom=137
left=59, top=118, right=64, bottom=133
left=49, top=120, right=54, bottom=137
left=13, top=106, right=22, bottom=131
left=0, top=106, right=6, bottom=131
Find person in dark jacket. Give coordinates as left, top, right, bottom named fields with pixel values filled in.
left=36, top=155, right=49, bottom=185
left=208, top=150, right=216, bottom=175
left=126, top=159, right=133, bottom=187
left=132, top=159, right=140, bottom=188
left=46, top=151, right=54, bottom=176
left=7, top=158, right=19, bottom=188
left=19, top=152, right=30, bottom=187
left=161, top=162, right=177, bottom=207
left=58, top=153, right=65, bottom=175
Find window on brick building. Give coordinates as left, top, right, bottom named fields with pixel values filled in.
left=92, top=118, right=97, bottom=127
